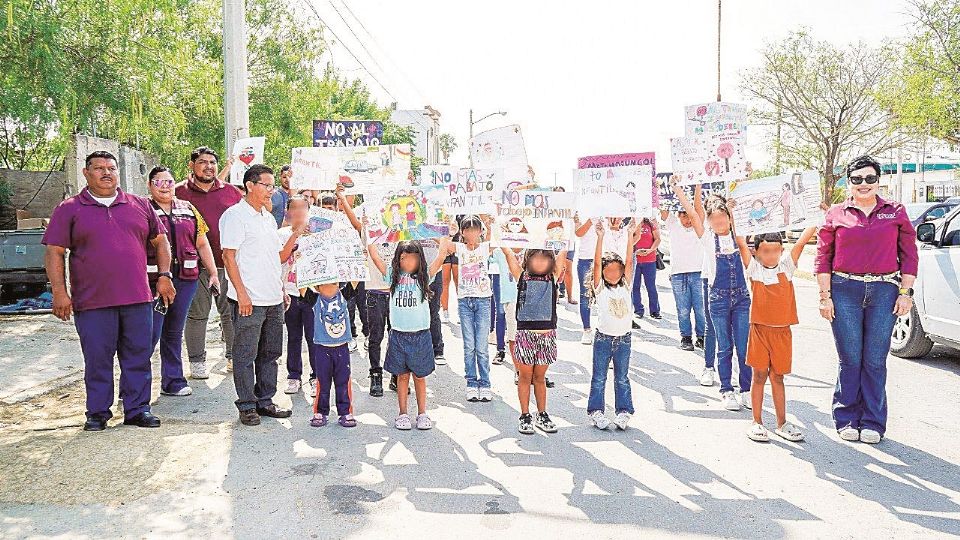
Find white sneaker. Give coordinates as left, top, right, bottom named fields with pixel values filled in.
left=310, top=379, right=318, bottom=398
left=189, top=362, right=209, bottom=380
left=434, top=354, right=447, bottom=366
left=478, top=388, right=493, bottom=402
left=225, top=359, right=233, bottom=372
left=722, top=391, right=741, bottom=411
left=699, top=367, right=715, bottom=386
left=860, top=429, right=882, bottom=444
left=160, top=386, right=193, bottom=397
left=488, top=331, right=497, bottom=345
left=348, top=339, right=358, bottom=352
left=613, top=412, right=631, bottom=430
left=284, top=379, right=301, bottom=395
left=580, top=329, right=594, bottom=345
left=747, top=422, right=770, bottom=442
left=590, top=410, right=610, bottom=430
left=775, top=422, right=805, bottom=442
left=465, top=387, right=479, bottom=402
left=838, top=427, right=860, bottom=442
left=363, top=336, right=370, bottom=350
left=738, top=391, right=752, bottom=410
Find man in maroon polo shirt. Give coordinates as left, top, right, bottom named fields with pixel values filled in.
left=175, top=146, right=243, bottom=379
left=43, top=151, right=176, bottom=431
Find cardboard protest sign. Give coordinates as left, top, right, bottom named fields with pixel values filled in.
left=670, top=132, right=747, bottom=186
left=289, top=147, right=336, bottom=190
left=295, top=208, right=369, bottom=287
left=419, top=166, right=505, bottom=214
left=416, top=165, right=458, bottom=187
left=469, top=125, right=528, bottom=169
left=362, top=188, right=450, bottom=245
left=313, top=120, right=383, bottom=147
left=684, top=102, right=748, bottom=137
left=229, top=136, right=265, bottom=186
left=292, top=144, right=411, bottom=195
left=492, top=188, right=575, bottom=250
left=728, top=171, right=825, bottom=236
left=577, top=152, right=659, bottom=207
left=656, top=174, right=727, bottom=212
left=572, top=165, right=654, bottom=218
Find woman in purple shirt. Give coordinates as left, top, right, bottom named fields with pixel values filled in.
left=815, top=155, right=919, bottom=445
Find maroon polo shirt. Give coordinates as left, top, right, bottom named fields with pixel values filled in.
left=815, top=196, right=919, bottom=276
left=175, top=175, right=243, bottom=267
left=42, top=187, right=166, bottom=312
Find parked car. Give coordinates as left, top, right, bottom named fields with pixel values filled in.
left=905, top=201, right=957, bottom=228
left=890, top=206, right=960, bottom=358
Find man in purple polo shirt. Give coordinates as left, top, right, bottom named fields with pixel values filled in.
left=43, top=151, right=176, bottom=431
left=175, top=146, right=243, bottom=379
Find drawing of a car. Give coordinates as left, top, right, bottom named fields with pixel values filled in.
left=343, top=160, right=379, bottom=174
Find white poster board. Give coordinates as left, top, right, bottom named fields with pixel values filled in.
left=572, top=165, right=653, bottom=218
left=469, top=125, right=528, bottom=170
left=229, top=136, right=265, bottom=186
left=492, top=189, right=575, bottom=250
left=684, top=102, right=748, bottom=137
left=728, top=171, right=825, bottom=236
left=289, top=147, right=335, bottom=191
left=290, top=144, right=411, bottom=195
left=361, top=188, right=451, bottom=245
left=295, top=208, right=369, bottom=287
left=420, top=166, right=505, bottom=214
left=670, top=132, right=748, bottom=186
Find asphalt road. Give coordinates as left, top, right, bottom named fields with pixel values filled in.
left=1, top=272, right=959, bottom=539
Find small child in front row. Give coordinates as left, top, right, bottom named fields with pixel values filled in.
left=736, top=227, right=817, bottom=443
left=369, top=240, right=447, bottom=430
left=309, top=282, right=357, bottom=428
left=587, top=220, right=644, bottom=430
left=500, top=247, right=563, bottom=435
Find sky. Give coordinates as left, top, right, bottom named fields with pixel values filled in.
left=308, top=0, right=915, bottom=187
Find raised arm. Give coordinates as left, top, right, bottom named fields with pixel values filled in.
left=591, top=221, right=605, bottom=289
left=673, top=176, right=704, bottom=237
left=500, top=247, right=523, bottom=280
left=336, top=185, right=362, bottom=232
left=791, top=226, right=818, bottom=265
left=692, top=183, right=706, bottom=224
left=368, top=242, right=388, bottom=276
left=735, top=235, right=752, bottom=268
left=575, top=215, right=593, bottom=238
left=279, top=223, right=307, bottom=263
left=428, top=238, right=449, bottom=277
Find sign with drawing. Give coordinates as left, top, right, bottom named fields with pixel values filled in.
left=684, top=102, right=748, bottom=137
left=670, top=132, right=748, bottom=186
left=728, top=171, right=825, bottom=236
left=295, top=208, right=369, bottom=287
left=229, top=136, right=265, bottom=186
left=492, top=188, right=575, bottom=250
left=656, top=174, right=728, bottom=212
left=572, top=165, right=654, bottom=218
left=289, top=147, right=335, bottom=191
left=469, top=125, right=528, bottom=169
left=577, top=152, right=659, bottom=207
left=291, top=144, right=412, bottom=194
left=362, top=188, right=450, bottom=245
left=313, top=120, right=383, bottom=147
left=419, top=166, right=506, bottom=213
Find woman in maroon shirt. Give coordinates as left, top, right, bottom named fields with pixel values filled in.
left=815, top=155, right=919, bottom=445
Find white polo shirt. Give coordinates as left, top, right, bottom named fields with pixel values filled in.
left=220, top=199, right=283, bottom=306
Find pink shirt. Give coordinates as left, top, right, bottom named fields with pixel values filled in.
left=815, top=196, right=918, bottom=276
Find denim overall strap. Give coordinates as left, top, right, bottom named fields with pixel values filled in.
left=713, top=233, right=746, bottom=291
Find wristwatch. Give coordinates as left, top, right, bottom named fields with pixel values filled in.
left=158, top=271, right=173, bottom=281
left=898, top=287, right=914, bottom=297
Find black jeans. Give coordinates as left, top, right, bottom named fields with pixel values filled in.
left=429, top=272, right=443, bottom=356
left=229, top=301, right=283, bottom=411
left=365, top=291, right=389, bottom=374
left=348, top=282, right=365, bottom=339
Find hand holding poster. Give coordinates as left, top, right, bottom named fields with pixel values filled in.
left=684, top=102, right=748, bottom=137
left=728, top=171, right=825, bottom=236
left=229, top=137, right=265, bottom=186
left=469, top=125, right=528, bottom=169
left=492, top=188, right=575, bottom=250
left=362, top=188, right=450, bottom=245
left=572, top=165, right=653, bottom=218
left=656, top=174, right=727, bottom=212
left=295, top=208, right=369, bottom=287
left=670, top=132, right=748, bottom=186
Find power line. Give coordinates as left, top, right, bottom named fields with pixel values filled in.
left=328, top=0, right=388, bottom=80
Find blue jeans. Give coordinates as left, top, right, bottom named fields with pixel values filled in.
left=702, top=279, right=716, bottom=369
left=429, top=273, right=443, bottom=356
left=670, top=272, right=705, bottom=338
left=459, top=296, right=492, bottom=388
left=151, top=277, right=199, bottom=394
left=587, top=332, right=634, bottom=414
left=577, top=258, right=593, bottom=329
left=708, top=287, right=751, bottom=392
left=830, top=276, right=898, bottom=435
left=632, top=262, right=660, bottom=316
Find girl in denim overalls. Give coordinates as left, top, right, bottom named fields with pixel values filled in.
left=673, top=177, right=752, bottom=411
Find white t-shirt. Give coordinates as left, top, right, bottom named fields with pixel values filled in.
left=747, top=254, right=796, bottom=285
left=91, top=192, right=118, bottom=207
left=220, top=200, right=283, bottom=306
left=577, top=219, right=629, bottom=260
left=595, top=283, right=633, bottom=337
left=456, top=242, right=492, bottom=298
left=700, top=230, right=741, bottom=287
left=666, top=214, right=704, bottom=275
left=277, top=227, right=299, bottom=296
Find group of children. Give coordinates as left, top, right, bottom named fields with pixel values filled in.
left=282, top=176, right=815, bottom=442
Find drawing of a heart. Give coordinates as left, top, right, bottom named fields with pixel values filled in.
left=238, top=148, right=256, bottom=166
left=704, top=161, right=721, bottom=177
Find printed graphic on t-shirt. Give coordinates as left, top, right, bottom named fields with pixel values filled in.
left=608, top=296, right=630, bottom=319
left=313, top=293, right=351, bottom=345
left=394, top=274, right=422, bottom=309
left=457, top=242, right=492, bottom=297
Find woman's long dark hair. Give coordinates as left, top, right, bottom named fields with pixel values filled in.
left=389, top=241, right=432, bottom=302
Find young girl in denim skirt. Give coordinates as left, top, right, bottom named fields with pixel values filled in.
left=500, top=247, right=563, bottom=435
left=587, top=220, right=643, bottom=430
left=370, top=240, right=448, bottom=430
left=673, top=176, right=752, bottom=411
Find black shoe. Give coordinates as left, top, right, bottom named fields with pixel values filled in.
left=256, top=404, right=292, bottom=418
left=695, top=336, right=705, bottom=349
left=680, top=336, right=695, bottom=351
left=239, top=409, right=261, bottom=426
left=123, top=412, right=161, bottom=428
left=493, top=350, right=505, bottom=365
left=545, top=377, right=555, bottom=389
left=83, top=416, right=108, bottom=431
left=559, top=289, right=566, bottom=299
left=650, top=312, right=662, bottom=320
left=370, top=372, right=384, bottom=397
left=389, top=374, right=398, bottom=392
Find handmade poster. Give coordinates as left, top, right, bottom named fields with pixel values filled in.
left=684, top=102, right=748, bottom=137
left=368, top=238, right=442, bottom=279
left=416, top=165, right=459, bottom=187
left=289, top=147, right=336, bottom=190
left=656, top=174, right=728, bottom=212
left=728, top=171, right=825, bottom=236
left=572, top=165, right=654, bottom=218
left=296, top=144, right=412, bottom=195
left=469, top=125, right=528, bottom=169
left=313, top=120, right=383, bottom=147
left=229, top=136, right=265, bottom=186
left=295, top=208, right=368, bottom=287
left=670, top=132, right=747, bottom=186
left=577, top=152, right=659, bottom=207
left=419, top=167, right=506, bottom=214
left=362, top=188, right=450, bottom=245
left=492, top=188, right=575, bottom=250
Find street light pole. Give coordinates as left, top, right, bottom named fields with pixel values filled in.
left=716, top=0, right=722, bottom=102
left=468, top=108, right=507, bottom=167
left=223, top=0, right=250, bottom=156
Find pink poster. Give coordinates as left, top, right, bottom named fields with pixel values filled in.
left=577, top=152, right=659, bottom=206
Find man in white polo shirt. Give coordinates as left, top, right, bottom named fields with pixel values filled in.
left=220, top=164, right=291, bottom=426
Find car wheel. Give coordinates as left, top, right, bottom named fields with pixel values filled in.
left=890, top=306, right=934, bottom=359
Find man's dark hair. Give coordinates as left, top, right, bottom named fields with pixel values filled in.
left=190, top=146, right=219, bottom=162
left=753, top=232, right=783, bottom=251
left=242, top=164, right=273, bottom=190
left=846, top=155, right=881, bottom=178
left=85, top=151, right=117, bottom=168
left=280, top=164, right=292, bottom=173
left=148, top=166, right=173, bottom=181
left=320, top=195, right=337, bottom=207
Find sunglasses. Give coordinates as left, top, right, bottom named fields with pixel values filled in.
left=151, top=179, right=175, bottom=188
left=848, top=175, right=879, bottom=185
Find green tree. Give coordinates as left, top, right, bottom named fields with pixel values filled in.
left=439, top=133, right=457, bottom=165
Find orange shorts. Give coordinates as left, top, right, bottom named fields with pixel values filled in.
left=746, top=324, right=793, bottom=375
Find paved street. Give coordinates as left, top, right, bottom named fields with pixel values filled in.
left=1, top=270, right=959, bottom=539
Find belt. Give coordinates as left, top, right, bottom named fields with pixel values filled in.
left=833, top=271, right=900, bottom=284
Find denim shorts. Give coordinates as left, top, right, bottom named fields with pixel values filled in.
left=384, top=329, right=436, bottom=378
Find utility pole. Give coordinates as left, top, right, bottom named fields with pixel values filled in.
left=469, top=109, right=474, bottom=167
left=223, top=0, right=250, bottom=156
left=716, top=0, right=722, bottom=102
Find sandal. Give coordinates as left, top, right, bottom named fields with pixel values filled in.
left=776, top=422, right=804, bottom=442
left=395, top=414, right=412, bottom=431
left=338, top=414, right=357, bottom=428
left=747, top=422, right=770, bottom=442
left=309, top=414, right=328, bottom=428
left=416, top=414, right=433, bottom=430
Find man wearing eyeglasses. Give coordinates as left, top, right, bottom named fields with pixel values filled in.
left=175, top=146, right=243, bottom=380
left=220, top=164, right=291, bottom=426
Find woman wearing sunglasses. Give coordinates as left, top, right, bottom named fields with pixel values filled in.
left=815, top=155, right=918, bottom=444
left=146, top=166, right=220, bottom=397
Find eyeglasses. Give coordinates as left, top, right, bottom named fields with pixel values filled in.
left=849, top=175, right=879, bottom=185
left=151, top=179, right=174, bottom=189
left=255, top=182, right=276, bottom=191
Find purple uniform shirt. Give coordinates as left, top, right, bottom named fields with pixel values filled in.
left=815, top=196, right=919, bottom=276
left=42, top=188, right=166, bottom=312
left=175, top=175, right=242, bottom=268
